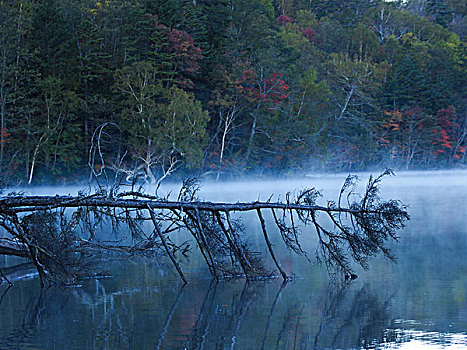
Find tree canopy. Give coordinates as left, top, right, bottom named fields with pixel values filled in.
left=0, top=0, right=465, bottom=184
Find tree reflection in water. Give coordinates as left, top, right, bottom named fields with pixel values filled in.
left=313, top=283, right=394, bottom=349
left=182, top=280, right=394, bottom=349
left=185, top=280, right=259, bottom=349
left=0, top=286, right=48, bottom=349
left=0, top=273, right=461, bottom=349
left=0, top=276, right=396, bottom=349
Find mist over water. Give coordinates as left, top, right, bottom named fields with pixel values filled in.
left=0, top=170, right=466, bottom=349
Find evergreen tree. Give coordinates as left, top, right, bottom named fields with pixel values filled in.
left=29, top=0, right=78, bottom=86
left=427, top=0, right=453, bottom=27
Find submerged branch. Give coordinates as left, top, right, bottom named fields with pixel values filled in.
left=148, top=205, right=187, bottom=284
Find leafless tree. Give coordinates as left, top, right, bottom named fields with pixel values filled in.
left=0, top=171, right=409, bottom=287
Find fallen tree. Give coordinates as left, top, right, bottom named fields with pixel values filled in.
left=0, top=170, right=409, bottom=286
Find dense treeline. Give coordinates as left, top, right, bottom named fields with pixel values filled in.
left=0, top=0, right=465, bottom=184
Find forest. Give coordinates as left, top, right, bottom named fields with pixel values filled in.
left=0, top=0, right=466, bottom=184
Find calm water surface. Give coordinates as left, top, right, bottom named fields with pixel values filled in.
left=0, top=170, right=466, bottom=349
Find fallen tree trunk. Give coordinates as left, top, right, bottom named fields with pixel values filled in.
left=0, top=171, right=409, bottom=286
left=0, top=196, right=376, bottom=214
left=0, top=238, right=30, bottom=258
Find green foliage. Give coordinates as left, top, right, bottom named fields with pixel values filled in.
left=115, top=61, right=209, bottom=179
left=29, top=0, right=78, bottom=86
left=160, top=86, right=210, bottom=166
left=0, top=0, right=465, bottom=182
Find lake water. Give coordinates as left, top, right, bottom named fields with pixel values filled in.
left=0, top=170, right=466, bottom=349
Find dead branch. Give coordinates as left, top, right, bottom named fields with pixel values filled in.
left=0, top=171, right=409, bottom=286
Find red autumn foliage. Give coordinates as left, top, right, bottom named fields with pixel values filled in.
left=0, top=127, right=11, bottom=149
left=381, top=106, right=466, bottom=162
left=264, top=72, right=289, bottom=104
left=166, top=28, right=203, bottom=74
left=379, top=107, right=427, bottom=157
left=233, top=65, right=289, bottom=105
left=402, top=107, right=426, bottom=130
left=277, top=15, right=293, bottom=26
left=454, top=146, right=466, bottom=159
left=151, top=17, right=203, bottom=87
left=301, top=27, right=319, bottom=43
left=382, top=109, right=403, bottom=132
left=436, top=106, right=457, bottom=132
left=432, top=106, right=466, bottom=159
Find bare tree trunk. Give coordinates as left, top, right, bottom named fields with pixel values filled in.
left=245, top=112, right=257, bottom=163
left=145, top=138, right=157, bottom=184
left=28, top=133, right=47, bottom=184
left=0, top=94, right=5, bottom=169
left=0, top=57, right=7, bottom=169
left=217, top=105, right=237, bottom=180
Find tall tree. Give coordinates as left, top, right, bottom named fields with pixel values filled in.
left=29, top=0, right=78, bottom=86
left=0, top=2, right=29, bottom=171
left=115, top=61, right=209, bottom=183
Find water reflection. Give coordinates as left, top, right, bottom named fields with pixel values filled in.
left=0, top=276, right=443, bottom=349
left=0, top=258, right=466, bottom=349
left=0, top=285, right=48, bottom=349
left=1, top=170, right=466, bottom=349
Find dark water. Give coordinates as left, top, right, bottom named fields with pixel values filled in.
left=0, top=170, right=466, bottom=349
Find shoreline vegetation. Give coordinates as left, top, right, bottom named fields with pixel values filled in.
left=0, top=0, right=465, bottom=186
